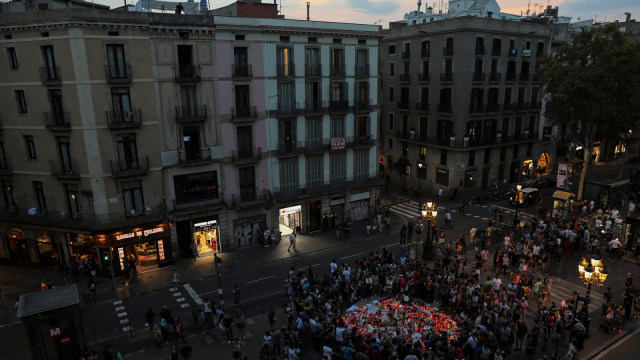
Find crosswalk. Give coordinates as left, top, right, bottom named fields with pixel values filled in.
left=522, top=277, right=605, bottom=319
left=389, top=200, right=535, bottom=223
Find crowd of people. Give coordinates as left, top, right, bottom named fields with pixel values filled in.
left=249, top=199, right=639, bottom=360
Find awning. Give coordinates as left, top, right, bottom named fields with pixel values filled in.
left=552, top=190, right=576, bottom=201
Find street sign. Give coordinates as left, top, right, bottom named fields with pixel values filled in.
left=45, top=325, right=66, bottom=338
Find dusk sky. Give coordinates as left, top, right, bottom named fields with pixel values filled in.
left=98, top=0, right=640, bottom=27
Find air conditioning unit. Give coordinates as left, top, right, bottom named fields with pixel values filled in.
left=130, top=209, right=137, bottom=216
left=73, top=212, right=82, bottom=219
left=8, top=205, right=16, bottom=213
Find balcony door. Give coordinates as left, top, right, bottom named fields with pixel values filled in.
left=122, top=180, right=144, bottom=215
left=111, top=87, right=132, bottom=123
left=116, top=134, right=139, bottom=170
left=64, top=183, right=80, bottom=215
left=239, top=167, right=256, bottom=202
left=307, top=118, right=321, bottom=148
left=49, top=89, right=65, bottom=125
left=183, top=126, right=201, bottom=160
left=236, top=126, right=253, bottom=158
left=235, top=85, right=250, bottom=117
left=57, top=136, right=73, bottom=172
left=279, top=121, right=296, bottom=152
left=106, top=44, right=127, bottom=78
left=233, top=47, right=248, bottom=76
left=177, top=45, right=194, bottom=77
left=41, top=45, right=58, bottom=80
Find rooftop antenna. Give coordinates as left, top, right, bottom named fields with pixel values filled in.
left=306, top=2, right=310, bottom=21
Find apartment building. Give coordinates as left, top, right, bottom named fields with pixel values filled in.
left=0, top=2, right=382, bottom=271
left=380, top=14, right=554, bottom=194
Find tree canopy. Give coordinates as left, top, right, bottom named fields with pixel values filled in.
left=536, top=23, right=640, bottom=199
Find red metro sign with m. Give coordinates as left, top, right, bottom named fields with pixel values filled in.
left=45, top=325, right=66, bottom=338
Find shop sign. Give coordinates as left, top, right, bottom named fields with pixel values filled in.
left=350, top=191, right=370, bottom=202
left=113, top=225, right=167, bottom=242
left=557, top=163, right=568, bottom=188
left=194, top=220, right=217, bottom=227
left=280, top=205, right=301, bottom=216
left=45, top=325, right=66, bottom=338
left=330, top=198, right=345, bottom=206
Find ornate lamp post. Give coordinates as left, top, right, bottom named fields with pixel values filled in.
left=513, top=184, right=522, bottom=227
left=577, top=253, right=608, bottom=337
left=421, top=200, right=438, bottom=260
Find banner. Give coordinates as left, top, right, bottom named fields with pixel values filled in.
left=557, top=163, right=568, bottom=188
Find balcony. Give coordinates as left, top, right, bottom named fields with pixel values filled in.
left=171, top=197, right=223, bottom=213
left=305, top=63, right=322, bottom=77
left=354, top=99, right=372, bottom=113
left=505, top=73, right=517, bottom=82
left=516, top=102, right=531, bottom=111
left=421, top=48, right=430, bottom=58
left=397, top=102, right=411, bottom=110
left=399, top=73, right=411, bottom=82
left=106, top=109, right=141, bottom=129
left=443, top=46, right=453, bottom=56
left=396, top=131, right=540, bottom=149
left=531, top=101, right=542, bottom=110
left=49, top=159, right=79, bottom=178
left=0, top=203, right=166, bottom=231
left=415, top=102, right=429, bottom=112
left=486, top=103, right=501, bottom=113
left=305, top=101, right=326, bottom=115
left=469, top=104, right=485, bottom=114
left=43, top=112, right=71, bottom=130
left=440, top=72, right=454, bottom=82
left=328, top=100, right=349, bottom=113
left=347, top=134, right=374, bottom=149
left=519, top=73, right=531, bottom=82
left=175, top=105, right=207, bottom=123
left=178, top=148, right=217, bottom=166
left=231, top=106, right=258, bottom=121
left=231, top=190, right=268, bottom=209
left=489, top=72, right=501, bottom=82
left=105, top=65, right=132, bottom=83
left=0, top=158, right=12, bottom=175
left=355, top=64, right=369, bottom=77
left=232, top=64, right=252, bottom=78
left=274, top=176, right=385, bottom=201
left=330, top=65, right=345, bottom=77
left=232, top=147, right=261, bottom=164
left=110, top=156, right=149, bottom=177
left=277, top=141, right=303, bottom=157
left=503, top=103, right=517, bottom=112
left=475, top=46, right=485, bottom=56
left=492, top=47, right=502, bottom=56
left=174, top=64, right=201, bottom=83
left=418, top=73, right=430, bottom=82
left=305, top=138, right=330, bottom=153
left=276, top=102, right=302, bottom=117
left=40, top=66, right=61, bottom=85
left=437, top=104, right=452, bottom=113
left=402, top=51, right=411, bottom=59
left=277, top=63, right=295, bottom=77
left=472, top=72, right=485, bottom=82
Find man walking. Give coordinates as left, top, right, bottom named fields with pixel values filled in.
left=288, top=232, right=297, bottom=252
left=213, top=253, right=222, bottom=272
left=400, top=224, right=407, bottom=245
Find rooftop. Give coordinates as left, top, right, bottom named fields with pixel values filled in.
left=17, top=285, right=80, bottom=318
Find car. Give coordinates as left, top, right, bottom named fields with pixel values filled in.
left=509, top=187, right=541, bottom=207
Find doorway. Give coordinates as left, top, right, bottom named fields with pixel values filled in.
left=308, top=200, right=322, bottom=232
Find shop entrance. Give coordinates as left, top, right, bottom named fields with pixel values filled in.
left=536, top=152, right=551, bottom=176
left=124, top=240, right=159, bottom=273
left=330, top=202, right=344, bottom=224
left=279, top=205, right=301, bottom=236
left=521, top=159, right=534, bottom=179
left=308, top=200, right=322, bottom=232
left=193, top=219, right=219, bottom=255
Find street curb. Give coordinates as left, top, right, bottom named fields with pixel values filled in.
left=587, top=327, right=637, bottom=359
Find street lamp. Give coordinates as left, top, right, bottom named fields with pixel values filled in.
left=576, top=253, right=608, bottom=337
left=513, top=184, right=522, bottom=227
left=421, top=200, right=437, bottom=260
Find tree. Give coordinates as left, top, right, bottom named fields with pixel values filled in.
left=536, top=23, right=640, bottom=200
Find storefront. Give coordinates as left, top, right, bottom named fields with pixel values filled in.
left=106, top=224, right=171, bottom=277
left=192, top=219, right=220, bottom=255
left=308, top=200, right=322, bottom=232
left=66, top=233, right=102, bottom=269
left=552, top=190, right=575, bottom=220
left=536, top=153, right=551, bottom=176
left=279, top=205, right=301, bottom=236
left=521, top=159, right=534, bottom=179
left=350, top=192, right=370, bottom=221
left=330, top=199, right=345, bottom=225
left=6, top=227, right=61, bottom=267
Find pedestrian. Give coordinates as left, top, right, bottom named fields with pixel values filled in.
left=180, top=341, right=193, bottom=360
left=172, top=270, right=180, bottom=285
left=439, top=187, right=443, bottom=201
left=232, top=337, right=242, bottom=360
left=268, top=307, right=277, bottom=332
left=213, top=253, right=222, bottom=272
left=145, top=307, right=155, bottom=329
left=190, top=241, right=198, bottom=262
left=175, top=317, right=184, bottom=342
left=170, top=344, right=179, bottom=360
left=233, top=284, right=241, bottom=305
left=235, top=309, right=245, bottom=340
left=103, top=345, right=114, bottom=360
left=175, top=2, right=184, bottom=14
left=264, top=226, right=271, bottom=247
left=400, top=223, right=407, bottom=245
left=223, top=314, right=234, bottom=344
left=288, top=232, right=296, bottom=252
left=160, top=315, right=170, bottom=342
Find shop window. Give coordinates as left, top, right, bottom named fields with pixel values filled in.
left=193, top=220, right=219, bottom=254
left=66, top=233, right=97, bottom=263
left=435, top=167, right=449, bottom=186
left=122, top=180, right=144, bottom=216
left=464, top=170, right=476, bottom=188
left=174, top=171, right=219, bottom=203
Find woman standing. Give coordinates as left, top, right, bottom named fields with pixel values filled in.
left=235, top=309, right=246, bottom=340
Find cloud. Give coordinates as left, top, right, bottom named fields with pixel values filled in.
left=346, top=0, right=399, bottom=15
left=557, top=0, right=640, bottom=21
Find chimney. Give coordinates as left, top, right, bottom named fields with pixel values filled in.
left=307, top=2, right=310, bottom=21
left=625, top=12, right=631, bottom=22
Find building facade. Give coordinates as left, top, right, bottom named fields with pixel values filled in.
left=380, top=16, right=553, bottom=195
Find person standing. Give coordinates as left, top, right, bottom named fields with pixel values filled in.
left=213, top=253, right=222, bottom=272
left=288, top=232, right=296, bottom=252
left=268, top=307, right=277, bottom=332
left=438, top=187, right=443, bottom=201
left=400, top=224, right=407, bottom=245
left=470, top=226, right=477, bottom=246
left=175, top=2, right=184, bottom=14
left=233, top=284, right=241, bottom=305
left=175, top=317, right=184, bottom=342
left=180, top=341, right=193, bottom=360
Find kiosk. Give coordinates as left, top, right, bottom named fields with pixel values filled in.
left=552, top=190, right=576, bottom=220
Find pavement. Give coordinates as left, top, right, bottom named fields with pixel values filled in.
left=1, top=179, right=640, bottom=359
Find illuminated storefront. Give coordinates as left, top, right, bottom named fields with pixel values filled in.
left=279, top=205, right=301, bottom=236
left=192, top=219, right=220, bottom=255
left=100, top=224, right=171, bottom=277
left=6, top=227, right=60, bottom=267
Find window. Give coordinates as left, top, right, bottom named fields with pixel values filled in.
left=484, top=149, right=491, bottom=164
left=330, top=48, right=345, bottom=76
left=7, top=47, right=18, bottom=69
left=122, top=180, right=144, bottom=215
left=0, top=142, right=7, bottom=170
left=330, top=153, right=345, bottom=183
left=278, top=82, right=295, bottom=112
left=444, top=58, right=453, bottom=74
left=280, top=36, right=290, bottom=42
left=468, top=151, right=475, bottom=167
left=116, top=134, right=139, bottom=170
left=111, top=87, right=132, bottom=124
left=331, top=118, right=344, bottom=138
left=33, top=181, right=47, bottom=212
left=306, top=118, right=322, bottom=147
left=24, top=135, right=36, bottom=159
left=239, top=166, right=256, bottom=202
left=513, top=145, right=519, bottom=159
left=500, top=147, right=506, bottom=162
left=106, top=44, right=127, bottom=79
left=527, top=143, right=532, bottom=157
left=234, top=85, right=250, bottom=116
left=388, top=139, right=393, bottom=149
left=233, top=47, right=249, bottom=77
left=419, top=146, right=427, bottom=160
left=2, top=180, right=15, bottom=208
left=400, top=142, right=408, bottom=157
left=41, top=45, right=59, bottom=81
left=307, top=156, right=323, bottom=189
left=389, top=63, right=395, bottom=76
left=421, top=40, right=430, bottom=57
left=305, top=47, right=320, bottom=76
left=388, top=155, right=394, bottom=170
left=419, top=117, right=428, bottom=138
left=57, top=136, right=73, bottom=172
left=306, top=81, right=321, bottom=111
left=64, top=183, right=80, bottom=215
left=356, top=49, right=368, bottom=76
left=49, top=89, right=65, bottom=126
left=330, top=81, right=347, bottom=103
left=236, top=126, right=253, bottom=158
left=354, top=151, right=368, bottom=181
left=279, top=120, right=297, bottom=151
left=492, top=38, right=502, bottom=56
left=440, top=149, right=447, bottom=166
left=277, top=47, right=294, bottom=76
left=388, top=113, right=394, bottom=131
left=173, top=171, right=219, bottom=203
left=388, top=45, right=396, bottom=55
left=177, top=45, right=195, bottom=77
left=444, top=37, right=454, bottom=54
left=332, top=38, right=342, bottom=44
left=389, top=86, right=394, bottom=102
left=183, top=126, right=202, bottom=161
left=435, top=168, right=449, bottom=186
left=280, top=159, right=297, bottom=192
left=15, top=90, right=27, bottom=113
left=536, top=42, right=545, bottom=57
left=235, top=34, right=245, bottom=41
